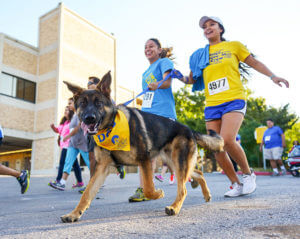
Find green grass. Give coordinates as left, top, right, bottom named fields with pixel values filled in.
left=252, top=167, right=273, bottom=172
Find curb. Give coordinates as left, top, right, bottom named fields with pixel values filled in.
left=221, top=171, right=291, bottom=176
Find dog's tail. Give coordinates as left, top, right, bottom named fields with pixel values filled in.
left=192, top=129, right=224, bottom=152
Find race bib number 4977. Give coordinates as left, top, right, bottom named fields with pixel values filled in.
left=208, top=77, right=230, bottom=95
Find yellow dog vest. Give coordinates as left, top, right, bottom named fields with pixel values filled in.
left=93, top=110, right=130, bottom=151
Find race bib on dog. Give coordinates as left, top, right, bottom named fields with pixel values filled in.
left=93, top=110, right=130, bottom=151
left=142, top=92, right=154, bottom=108
left=208, top=77, right=230, bottom=95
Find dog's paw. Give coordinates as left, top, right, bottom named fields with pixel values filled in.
left=61, top=212, right=80, bottom=223
left=165, top=206, right=178, bottom=216
left=204, top=193, right=212, bottom=202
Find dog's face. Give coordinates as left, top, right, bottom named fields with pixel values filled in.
left=64, top=71, right=115, bottom=135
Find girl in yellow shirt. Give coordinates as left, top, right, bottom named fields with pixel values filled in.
left=180, top=16, right=289, bottom=197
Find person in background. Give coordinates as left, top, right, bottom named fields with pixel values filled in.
left=292, top=140, right=299, bottom=147
left=50, top=98, right=90, bottom=191
left=155, top=163, right=175, bottom=185
left=179, top=16, right=289, bottom=197
left=260, top=119, right=287, bottom=176
left=0, top=125, right=30, bottom=194
left=48, top=102, right=84, bottom=190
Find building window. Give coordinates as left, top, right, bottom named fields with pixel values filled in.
left=0, top=72, right=36, bottom=103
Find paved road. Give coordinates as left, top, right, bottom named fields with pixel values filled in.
left=1, top=171, right=300, bottom=239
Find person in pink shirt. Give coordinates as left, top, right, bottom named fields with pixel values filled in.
left=48, top=101, right=84, bottom=190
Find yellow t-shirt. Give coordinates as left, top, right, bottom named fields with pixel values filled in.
left=203, top=41, right=250, bottom=107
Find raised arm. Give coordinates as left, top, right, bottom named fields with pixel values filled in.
left=244, top=55, right=289, bottom=88
left=50, top=124, right=59, bottom=133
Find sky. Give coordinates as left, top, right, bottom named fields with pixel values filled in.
left=0, top=0, right=299, bottom=117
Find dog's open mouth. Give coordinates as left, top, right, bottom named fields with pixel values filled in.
left=81, top=122, right=99, bottom=135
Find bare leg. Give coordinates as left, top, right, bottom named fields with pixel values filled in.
left=270, top=159, right=278, bottom=169
left=277, top=160, right=284, bottom=167
left=206, top=118, right=241, bottom=184
left=139, top=167, right=143, bottom=187
left=220, top=113, right=251, bottom=174
left=160, top=165, right=168, bottom=177
left=152, top=158, right=156, bottom=174
left=62, top=172, right=69, bottom=181
left=0, top=164, right=21, bottom=178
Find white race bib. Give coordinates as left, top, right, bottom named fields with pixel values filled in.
left=208, top=77, right=230, bottom=95
left=142, top=92, right=154, bottom=108
left=265, top=136, right=271, bottom=141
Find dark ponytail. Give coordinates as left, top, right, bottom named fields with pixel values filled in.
left=149, top=38, right=174, bottom=60
left=219, top=24, right=226, bottom=42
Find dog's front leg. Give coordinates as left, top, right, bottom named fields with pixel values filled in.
left=140, top=159, right=164, bottom=200
left=61, top=149, right=111, bottom=223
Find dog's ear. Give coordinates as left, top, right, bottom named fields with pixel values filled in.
left=63, top=81, right=84, bottom=103
left=97, top=71, right=111, bottom=99
left=63, top=81, right=84, bottom=95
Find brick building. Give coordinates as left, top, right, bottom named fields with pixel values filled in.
left=0, top=3, right=140, bottom=174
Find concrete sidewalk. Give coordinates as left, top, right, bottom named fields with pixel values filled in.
left=1, top=172, right=300, bottom=238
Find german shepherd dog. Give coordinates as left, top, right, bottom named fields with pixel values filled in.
left=61, top=71, right=224, bottom=223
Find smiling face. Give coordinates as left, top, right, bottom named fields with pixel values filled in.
left=144, top=40, right=161, bottom=64
left=202, top=19, right=223, bottom=43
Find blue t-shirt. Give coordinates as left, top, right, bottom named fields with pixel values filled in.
left=263, top=126, right=283, bottom=149
left=141, top=58, right=176, bottom=120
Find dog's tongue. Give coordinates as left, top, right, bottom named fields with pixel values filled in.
left=81, top=122, right=89, bottom=136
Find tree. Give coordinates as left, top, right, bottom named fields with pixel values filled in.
left=285, top=122, right=300, bottom=151
left=240, top=97, right=298, bottom=166
left=174, top=86, right=299, bottom=169
left=174, top=85, right=206, bottom=133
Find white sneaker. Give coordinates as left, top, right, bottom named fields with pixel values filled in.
left=242, top=170, right=256, bottom=195
left=224, top=182, right=243, bottom=197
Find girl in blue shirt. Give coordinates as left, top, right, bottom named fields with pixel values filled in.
left=129, top=38, right=176, bottom=202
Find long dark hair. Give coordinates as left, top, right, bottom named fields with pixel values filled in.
left=149, top=38, right=174, bottom=60
left=218, top=23, right=252, bottom=80
left=60, top=107, right=74, bottom=125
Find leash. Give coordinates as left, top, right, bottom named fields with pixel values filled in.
left=122, top=69, right=183, bottom=106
